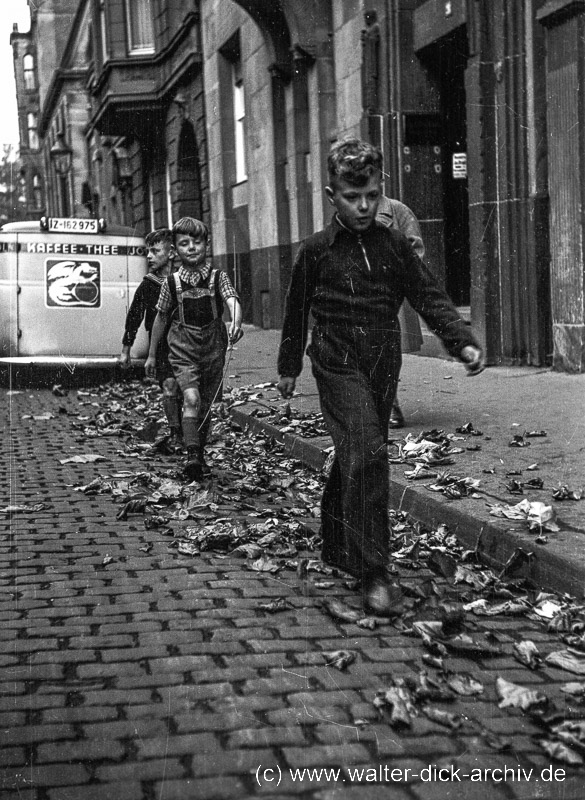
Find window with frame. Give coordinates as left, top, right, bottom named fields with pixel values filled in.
left=126, top=0, right=154, bottom=55
left=33, top=174, right=43, bottom=210
left=99, top=0, right=108, bottom=63
left=27, top=113, right=39, bottom=149
left=23, top=54, right=35, bottom=90
left=233, top=60, right=247, bottom=184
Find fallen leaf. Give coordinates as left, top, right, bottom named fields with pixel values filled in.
left=422, top=706, right=462, bottom=729
left=513, top=640, right=542, bottom=670
left=496, top=677, right=548, bottom=712
left=323, top=650, right=357, bottom=671
left=60, top=454, right=106, bottom=464
left=539, top=739, right=583, bottom=765
left=249, top=556, right=281, bottom=573
left=545, top=650, right=585, bottom=675
left=258, top=598, right=292, bottom=613
left=447, top=673, right=484, bottom=696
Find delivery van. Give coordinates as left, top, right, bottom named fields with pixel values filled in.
left=0, top=217, right=149, bottom=369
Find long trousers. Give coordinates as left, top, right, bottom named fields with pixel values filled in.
left=309, top=324, right=400, bottom=582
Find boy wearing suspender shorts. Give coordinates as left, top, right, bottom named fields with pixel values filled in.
left=145, top=217, right=243, bottom=481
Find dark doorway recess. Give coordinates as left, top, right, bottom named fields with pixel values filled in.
left=177, top=121, right=203, bottom=220
left=420, top=27, right=470, bottom=306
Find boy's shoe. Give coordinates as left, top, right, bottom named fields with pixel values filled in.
left=389, top=401, right=405, bottom=429
left=184, top=447, right=203, bottom=481
left=363, top=572, right=404, bottom=617
left=168, top=427, right=183, bottom=452
left=199, top=454, right=212, bottom=477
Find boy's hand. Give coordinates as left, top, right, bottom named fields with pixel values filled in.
left=277, top=376, right=296, bottom=399
left=119, top=351, right=131, bottom=370
left=461, top=346, right=485, bottom=376
left=229, top=324, right=243, bottom=345
left=144, top=356, right=156, bottom=379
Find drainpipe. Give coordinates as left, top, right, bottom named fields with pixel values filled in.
left=386, top=0, right=403, bottom=199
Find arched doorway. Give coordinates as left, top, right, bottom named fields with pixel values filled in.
left=177, top=120, right=203, bottom=220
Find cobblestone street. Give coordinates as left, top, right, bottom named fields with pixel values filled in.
left=2, top=371, right=585, bottom=800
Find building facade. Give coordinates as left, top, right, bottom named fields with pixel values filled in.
left=12, top=0, right=585, bottom=371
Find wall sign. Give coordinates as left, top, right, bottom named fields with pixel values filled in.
left=452, top=152, right=467, bottom=179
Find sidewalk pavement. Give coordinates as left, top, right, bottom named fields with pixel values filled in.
left=227, top=326, right=585, bottom=598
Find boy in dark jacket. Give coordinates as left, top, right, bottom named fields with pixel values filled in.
left=277, top=138, right=484, bottom=616
left=145, top=217, right=243, bottom=481
left=120, top=228, right=181, bottom=448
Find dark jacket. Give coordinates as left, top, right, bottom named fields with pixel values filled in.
left=278, top=217, right=477, bottom=378
left=122, top=273, right=164, bottom=347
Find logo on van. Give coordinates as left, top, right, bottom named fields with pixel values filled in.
left=46, top=259, right=101, bottom=308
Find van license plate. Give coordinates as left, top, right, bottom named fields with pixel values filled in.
left=47, top=218, right=99, bottom=233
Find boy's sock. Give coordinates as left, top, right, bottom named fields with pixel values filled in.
left=181, top=417, right=200, bottom=451
left=163, top=396, right=181, bottom=429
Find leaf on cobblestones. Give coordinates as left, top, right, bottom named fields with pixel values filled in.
left=144, top=515, right=171, bottom=529
left=513, top=640, right=542, bottom=669
left=509, top=434, right=530, bottom=447
left=446, top=673, right=484, bottom=696
left=374, top=681, right=416, bottom=728
left=0, top=502, right=47, bottom=514
left=102, top=554, right=114, bottom=565
left=230, top=543, right=263, bottom=559
left=560, top=683, right=585, bottom=698
left=551, top=720, right=585, bottom=752
left=60, top=453, right=106, bottom=464
left=422, top=706, right=462, bottom=729
left=422, top=653, right=444, bottom=670
left=138, top=543, right=153, bottom=553
left=552, top=486, right=583, bottom=502
left=539, top=739, right=583, bottom=765
left=323, top=650, right=357, bottom=671
left=535, top=599, right=564, bottom=621
left=453, top=565, right=493, bottom=591
left=250, top=556, right=282, bottom=573
left=545, top=650, right=585, bottom=675
left=258, top=597, right=292, bottom=613
left=444, top=634, right=502, bottom=657
left=177, top=541, right=200, bottom=556
left=463, top=598, right=531, bottom=617
left=414, top=671, right=456, bottom=702
left=116, top=499, right=148, bottom=520
left=496, top=677, right=548, bottom=712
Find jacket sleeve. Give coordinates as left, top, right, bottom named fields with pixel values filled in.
left=277, top=241, right=316, bottom=378
left=122, top=282, right=147, bottom=347
left=389, top=199, right=425, bottom=261
left=398, top=238, right=478, bottom=358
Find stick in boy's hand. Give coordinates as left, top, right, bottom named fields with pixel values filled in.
left=461, top=345, right=485, bottom=376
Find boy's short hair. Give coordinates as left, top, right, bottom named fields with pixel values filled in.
left=145, top=228, right=173, bottom=248
left=327, top=138, right=383, bottom=188
left=172, top=217, right=209, bottom=243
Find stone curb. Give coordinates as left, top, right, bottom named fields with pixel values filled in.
left=230, top=406, right=585, bottom=599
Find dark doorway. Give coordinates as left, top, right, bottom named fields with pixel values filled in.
left=177, top=121, right=203, bottom=219
left=420, top=27, right=470, bottom=306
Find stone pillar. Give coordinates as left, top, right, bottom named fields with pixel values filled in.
left=538, top=0, right=585, bottom=371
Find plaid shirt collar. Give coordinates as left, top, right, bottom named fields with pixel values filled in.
left=177, top=260, right=212, bottom=287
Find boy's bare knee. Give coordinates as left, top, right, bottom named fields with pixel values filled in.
left=182, top=387, right=200, bottom=413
